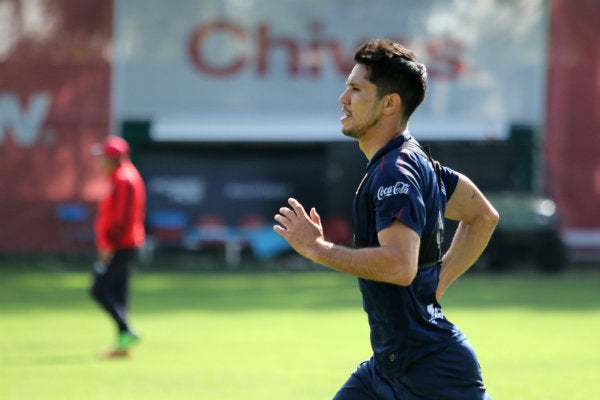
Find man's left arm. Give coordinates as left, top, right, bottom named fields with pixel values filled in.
left=437, top=174, right=499, bottom=299
left=107, top=179, right=134, bottom=245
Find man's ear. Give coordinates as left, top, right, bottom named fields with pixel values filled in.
left=382, top=93, right=402, bottom=116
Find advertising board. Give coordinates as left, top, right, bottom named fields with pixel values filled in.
left=114, top=0, right=547, bottom=142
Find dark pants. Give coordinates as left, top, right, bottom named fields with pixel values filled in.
left=333, top=340, right=491, bottom=400
left=90, top=248, right=136, bottom=333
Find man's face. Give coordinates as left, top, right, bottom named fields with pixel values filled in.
left=338, top=64, right=383, bottom=139
left=98, top=156, right=117, bottom=176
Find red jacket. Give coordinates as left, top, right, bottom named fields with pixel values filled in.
left=95, top=160, right=146, bottom=251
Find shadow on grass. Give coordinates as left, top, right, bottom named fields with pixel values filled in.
left=1, top=353, right=99, bottom=367
left=1, top=259, right=599, bottom=313
left=0, top=262, right=362, bottom=313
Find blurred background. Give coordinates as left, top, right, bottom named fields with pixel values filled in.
left=0, top=0, right=598, bottom=272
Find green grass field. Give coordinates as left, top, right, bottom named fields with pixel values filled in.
left=0, top=257, right=598, bottom=399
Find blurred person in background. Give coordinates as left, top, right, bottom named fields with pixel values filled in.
left=90, top=136, right=146, bottom=358
left=274, top=39, right=498, bottom=399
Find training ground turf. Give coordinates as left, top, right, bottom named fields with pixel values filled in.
left=0, top=257, right=598, bottom=399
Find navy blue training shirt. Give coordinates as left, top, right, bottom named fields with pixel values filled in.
left=352, top=132, right=465, bottom=378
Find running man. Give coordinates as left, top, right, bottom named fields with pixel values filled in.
left=274, top=39, right=498, bottom=399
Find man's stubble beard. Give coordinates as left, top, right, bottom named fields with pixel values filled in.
left=342, top=115, right=380, bottom=140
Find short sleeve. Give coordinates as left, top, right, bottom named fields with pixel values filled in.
left=440, top=166, right=459, bottom=200
left=372, top=153, right=425, bottom=236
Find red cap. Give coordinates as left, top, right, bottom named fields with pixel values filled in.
left=92, top=136, right=130, bottom=159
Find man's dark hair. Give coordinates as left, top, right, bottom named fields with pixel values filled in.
left=354, top=39, right=428, bottom=121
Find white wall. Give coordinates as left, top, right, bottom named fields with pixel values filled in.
left=113, top=0, right=547, bottom=141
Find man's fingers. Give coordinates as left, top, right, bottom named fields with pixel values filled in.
left=273, top=224, right=286, bottom=235
left=274, top=213, right=286, bottom=224
left=273, top=198, right=315, bottom=237
left=274, top=205, right=299, bottom=233
left=278, top=206, right=296, bottom=219
left=310, top=207, right=321, bottom=224
left=288, top=198, right=307, bottom=217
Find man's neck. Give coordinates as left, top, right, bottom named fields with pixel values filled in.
left=359, top=122, right=408, bottom=161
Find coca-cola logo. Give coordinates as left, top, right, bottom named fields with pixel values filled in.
left=377, top=182, right=410, bottom=200
left=187, top=19, right=467, bottom=79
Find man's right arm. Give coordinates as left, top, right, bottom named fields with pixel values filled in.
left=437, top=174, right=499, bottom=299
left=274, top=198, right=420, bottom=286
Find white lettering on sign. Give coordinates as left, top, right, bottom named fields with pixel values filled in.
left=0, top=92, right=50, bottom=147
left=377, top=182, right=410, bottom=200
left=149, top=177, right=207, bottom=205
left=224, top=181, right=290, bottom=200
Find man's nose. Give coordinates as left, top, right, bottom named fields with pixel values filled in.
left=339, top=89, right=349, bottom=105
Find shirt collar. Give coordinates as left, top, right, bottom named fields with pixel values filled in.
left=366, top=131, right=412, bottom=170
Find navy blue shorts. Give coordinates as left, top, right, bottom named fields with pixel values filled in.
left=333, top=340, right=491, bottom=400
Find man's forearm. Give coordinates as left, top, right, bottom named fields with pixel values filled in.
left=437, top=215, right=497, bottom=299
left=309, top=240, right=417, bottom=286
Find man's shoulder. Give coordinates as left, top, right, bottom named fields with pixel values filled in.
left=114, top=162, right=142, bottom=181
left=370, top=143, right=423, bottom=181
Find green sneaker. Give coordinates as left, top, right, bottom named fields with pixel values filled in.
left=117, top=331, right=140, bottom=351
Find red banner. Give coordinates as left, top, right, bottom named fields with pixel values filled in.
left=545, top=0, right=600, bottom=249
left=0, top=0, right=112, bottom=253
